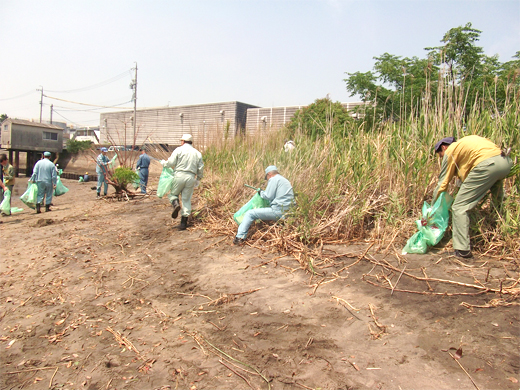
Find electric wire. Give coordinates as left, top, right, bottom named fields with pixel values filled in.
left=43, top=94, right=133, bottom=109
left=47, top=100, right=133, bottom=112
left=0, top=90, right=36, bottom=101
left=45, top=70, right=131, bottom=93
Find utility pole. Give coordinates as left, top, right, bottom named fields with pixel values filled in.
left=37, top=86, right=44, bottom=123
left=130, top=63, right=137, bottom=146
left=50, top=104, right=53, bottom=124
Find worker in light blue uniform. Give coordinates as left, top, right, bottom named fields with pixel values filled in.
left=161, top=134, right=204, bottom=230
left=233, top=165, right=294, bottom=245
left=136, top=148, right=151, bottom=194
left=96, top=148, right=110, bottom=198
left=30, top=152, right=57, bottom=213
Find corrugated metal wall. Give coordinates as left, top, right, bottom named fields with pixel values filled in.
left=100, top=101, right=259, bottom=148
left=245, top=102, right=366, bottom=135
left=100, top=101, right=365, bottom=147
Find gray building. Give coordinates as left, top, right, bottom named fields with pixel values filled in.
left=245, top=102, right=366, bottom=135
left=100, top=101, right=259, bottom=149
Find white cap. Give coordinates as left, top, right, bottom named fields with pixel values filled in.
left=180, top=134, right=193, bottom=142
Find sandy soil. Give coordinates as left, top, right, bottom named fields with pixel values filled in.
left=0, top=178, right=518, bottom=390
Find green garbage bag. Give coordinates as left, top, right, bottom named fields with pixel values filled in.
left=132, top=179, right=140, bottom=190
left=108, top=154, right=118, bottom=168
left=233, top=193, right=270, bottom=225
left=54, top=176, right=69, bottom=196
left=402, top=192, right=454, bottom=254
left=20, top=182, right=39, bottom=209
left=0, top=189, right=11, bottom=215
left=157, top=167, right=174, bottom=198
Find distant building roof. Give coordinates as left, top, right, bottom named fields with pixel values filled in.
left=2, top=118, right=63, bottom=131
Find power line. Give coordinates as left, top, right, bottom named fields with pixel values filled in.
left=51, top=109, right=80, bottom=126
left=45, top=100, right=133, bottom=112
left=0, top=90, right=35, bottom=101
left=43, top=94, right=133, bottom=109
left=46, top=70, right=132, bottom=93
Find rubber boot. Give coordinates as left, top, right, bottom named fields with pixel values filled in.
left=45, top=205, right=51, bottom=212
left=171, top=199, right=181, bottom=219
left=178, top=216, right=188, bottom=230
left=36, top=204, right=41, bottom=214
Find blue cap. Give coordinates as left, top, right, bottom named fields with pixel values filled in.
left=434, top=137, right=455, bottom=153
left=101, top=147, right=108, bottom=152
left=265, top=165, right=278, bottom=179
left=43, top=151, right=51, bottom=157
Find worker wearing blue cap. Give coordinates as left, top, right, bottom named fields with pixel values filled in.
left=96, top=148, right=110, bottom=198
left=30, top=152, right=57, bottom=213
left=432, top=135, right=512, bottom=258
left=233, top=165, right=294, bottom=245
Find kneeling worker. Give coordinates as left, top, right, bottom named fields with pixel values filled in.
left=233, top=166, right=294, bottom=245
left=432, top=135, right=512, bottom=258
left=161, top=134, right=204, bottom=230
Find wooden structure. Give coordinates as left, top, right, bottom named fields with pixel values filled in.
left=100, top=101, right=259, bottom=149
left=0, top=118, right=64, bottom=176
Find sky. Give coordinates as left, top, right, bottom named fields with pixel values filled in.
left=1, top=0, right=518, bottom=128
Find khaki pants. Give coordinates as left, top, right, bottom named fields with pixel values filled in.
left=167, top=171, right=196, bottom=217
left=452, top=154, right=513, bottom=251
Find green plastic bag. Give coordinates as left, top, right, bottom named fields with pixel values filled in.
left=132, top=179, right=140, bottom=190
left=157, top=167, right=174, bottom=198
left=233, top=193, right=270, bottom=224
left=20, top=182, right=39, bottom=209
left=54, top=176, right=69, bottom=196
left=108, top=154, right=118, bottom=168
left=402, top=192, right=454, bottom=254
left=0, top=189, right=11, bottom=215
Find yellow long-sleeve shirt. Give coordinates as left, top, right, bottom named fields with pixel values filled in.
left=435, top=135, right=501, bottom=196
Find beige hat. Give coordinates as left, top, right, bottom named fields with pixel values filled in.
left=180, top=134, right=193, bottom=142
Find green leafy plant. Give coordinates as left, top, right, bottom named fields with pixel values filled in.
left=66, top=139, right=93, bottom=154
left=111, top=167, right=139, bottom=191
left=285, top=97, right=354, bottom=140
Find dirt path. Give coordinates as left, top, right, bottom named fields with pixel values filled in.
left=1, top=179, right=518, bottom=390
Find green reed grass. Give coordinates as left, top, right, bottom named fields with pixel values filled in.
left=198, top=84, right=519, bottom=257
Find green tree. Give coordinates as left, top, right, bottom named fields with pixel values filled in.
left=344, top=54, right=438, bottom=124
left=0, top=114, right=8, bottom=123
left=344, top=23, right=519, bottom=124
left=286, top=97, right=354, bottom=140
left=66, top=139, right=93, bottom=154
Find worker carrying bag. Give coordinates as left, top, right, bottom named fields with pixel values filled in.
left=20, top=182, right=39, bottom=209
left=157, top=167, right=175, bottom=198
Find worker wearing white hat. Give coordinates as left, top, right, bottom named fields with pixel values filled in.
left=161, top=134, right=204, bottom=230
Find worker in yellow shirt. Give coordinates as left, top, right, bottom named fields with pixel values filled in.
left=432, top=135, right=513, bottom=258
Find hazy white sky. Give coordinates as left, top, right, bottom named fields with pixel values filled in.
left=1, top=0, right=518, bottom=127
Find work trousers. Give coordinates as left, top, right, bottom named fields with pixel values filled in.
left=138, top=168, right=149, bottom=194
left=97, top=173, right=108, bottom=195
left=236, top=207, right=283, bottom=239
left=37, top=182, right=53, bottom=206
left=452, top=154, right=513, bottom=251
left=167, top=171, right=196, bottom=217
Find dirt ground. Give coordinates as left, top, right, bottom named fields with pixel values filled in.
left=0, top=177, right=518, bottom=390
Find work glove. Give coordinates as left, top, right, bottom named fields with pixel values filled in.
left=160, top=160, right=168, bottom=167
left=194, top=180, right=200, bottom=188
left=257, top=188, right=262, bottom=195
